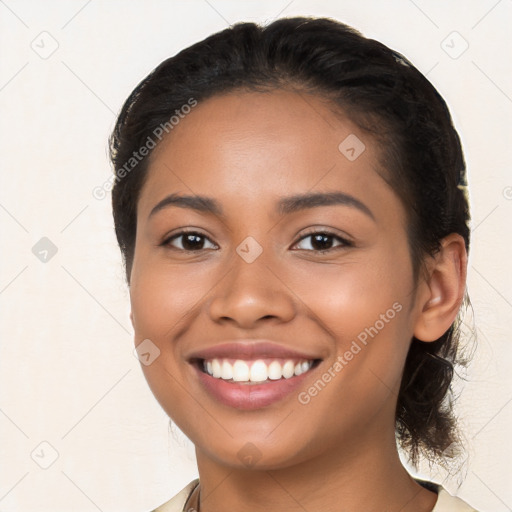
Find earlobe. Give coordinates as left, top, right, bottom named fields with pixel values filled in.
left=414, top=234, right=467, bottom=342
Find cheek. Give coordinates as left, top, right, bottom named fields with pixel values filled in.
left=129, top=262, right=213, bottom=427
left=290, top=251, right=412, bottom=343
left=130, top=258, right=210, bottom=339
left=283, top=261, right=413, bottom=449
left=287, top=251, right=414, bottom=398
left=129, top=257, right=223, bottom=406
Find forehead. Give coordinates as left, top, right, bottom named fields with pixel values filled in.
left=137, top=89, right=394, bottom=218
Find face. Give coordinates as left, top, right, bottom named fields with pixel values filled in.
left=129, top=90, right=422, bottom=470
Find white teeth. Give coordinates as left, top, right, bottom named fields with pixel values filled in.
left=282, top=361, right=295, bottom=379
left=212, top=359, right=222, bottom=378
left=221, top=360, right=233, bottom=380
left=232, top=360, right=250, bottom=382
left=203, top=358, right=315, bottom=382
left=268, top=361, right=283, bottom=380
left=250, top=360, right=268, bottom=382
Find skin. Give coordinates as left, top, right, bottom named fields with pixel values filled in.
left=129, top=90, right=467, bottom=512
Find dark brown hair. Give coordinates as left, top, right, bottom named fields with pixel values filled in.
left=109, top=16, right=471, bottom=464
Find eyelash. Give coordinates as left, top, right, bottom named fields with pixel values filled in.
left=161, top=229, right=353, bottom=253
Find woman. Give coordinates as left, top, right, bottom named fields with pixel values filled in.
left=110, top=17, right=477, bottom=511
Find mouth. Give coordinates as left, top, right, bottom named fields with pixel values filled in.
left=186, top=341, right=323, bottom=410
left=192, top=357, right=322, bottom=410
left=198, top=357, right=320, bottom=384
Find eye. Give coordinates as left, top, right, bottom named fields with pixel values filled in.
left=162, top=231, right=217, bottom=251
left=292, top=231, right=352, bottom=252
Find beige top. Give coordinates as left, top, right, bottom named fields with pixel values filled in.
left=152, top=479, right=479, bottom=512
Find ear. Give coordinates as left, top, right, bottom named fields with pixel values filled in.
left=413, top=233, right=468, bottom=342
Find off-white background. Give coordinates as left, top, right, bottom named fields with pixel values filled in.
left=0, top=1, right=511, bottom=511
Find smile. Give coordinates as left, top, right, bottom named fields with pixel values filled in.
left=202, top=358, right=316, bottom=383
left=194, top=359, right=321, bottom=410
left=187, top=341, right=323, bottom=410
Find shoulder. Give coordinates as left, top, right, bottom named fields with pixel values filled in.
left=151, top=478, right=478, bottom=512
left=433, top=487, right=479, bottom=511
left=151, top=479, right=199, bottom=512
left=415, top=479, right=478, bottom=512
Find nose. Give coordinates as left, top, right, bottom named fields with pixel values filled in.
left=207, top=251, right=296, bottom=329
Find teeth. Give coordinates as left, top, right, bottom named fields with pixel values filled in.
left=203, top=358, right=314, bottom=382
left=221, top=360, right=233, bottom=380
left=282, top=361, right=295, bottom=379
left=233, top=360, right=250, bottom=382
left=268, top=361, right=282, bottom=380
left=250, top=360, right=268, bottom=382
left=212, top=359, right=222, bottom=378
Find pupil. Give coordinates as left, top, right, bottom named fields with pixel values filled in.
left=183, top=234, right=203, bottom=250
left=312, top=234, right=332, bottom=250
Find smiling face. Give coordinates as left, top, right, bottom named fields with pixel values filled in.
left=129, top=89, right=424, bottom=470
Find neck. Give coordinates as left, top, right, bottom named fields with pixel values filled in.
left=194, top=423, right=437, bottom=512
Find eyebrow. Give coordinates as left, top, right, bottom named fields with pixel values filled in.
left=149, top=194, right=221, bottom=219
left=278, top=192, right=375, bottom=220
left=148, top=191, right=374, bottom=221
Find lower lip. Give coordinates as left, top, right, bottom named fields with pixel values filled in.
left=194, top=364, right=317, bottom=410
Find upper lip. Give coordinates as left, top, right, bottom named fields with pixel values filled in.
left=186, top=340, right=323, bottom=362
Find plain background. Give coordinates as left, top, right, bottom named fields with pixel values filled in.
left=0, top=1, right=511, bottom=511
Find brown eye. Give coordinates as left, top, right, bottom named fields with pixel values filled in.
left=293, top=232, right=351, bottom=252
left=163, top=232, right=217, bottom=251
